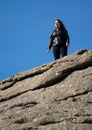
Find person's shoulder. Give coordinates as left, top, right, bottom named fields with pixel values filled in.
left=52, top=29, right=56, bottom=33
left=63, top=28, right=68, bottom=33
left=51, top=29, right=56, bottom=35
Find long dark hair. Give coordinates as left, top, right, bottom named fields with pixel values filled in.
left=54, top=19, right=66, bottom=29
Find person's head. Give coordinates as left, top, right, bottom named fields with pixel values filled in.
left=54, top=19, right=65, bottom=29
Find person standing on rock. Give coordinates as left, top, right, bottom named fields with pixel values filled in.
left=47, top=19, right=70, bottom=60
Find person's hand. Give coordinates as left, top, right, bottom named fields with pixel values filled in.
left=66, top=42, right=69, bottom=47
left=47, top=48, right=50, bottom=52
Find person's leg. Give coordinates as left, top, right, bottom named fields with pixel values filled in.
left=60, top=46, right=68, bottom=57
left=53, top=46, right=60, bottom=60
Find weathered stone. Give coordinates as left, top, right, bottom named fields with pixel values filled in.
left=0, top=49, right=92, bottom=130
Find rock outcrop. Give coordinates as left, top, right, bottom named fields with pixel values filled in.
left=0, top=49, right=92, bottom=130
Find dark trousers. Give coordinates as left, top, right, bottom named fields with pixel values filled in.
left=53, top=45, right=68, bottom=60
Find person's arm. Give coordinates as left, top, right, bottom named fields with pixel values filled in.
left=47, top=34, right=53, bottom=52
left=65, top=29, right=70, bottom=47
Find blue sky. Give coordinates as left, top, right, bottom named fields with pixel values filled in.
left=0, top=0, right=92, bottom=81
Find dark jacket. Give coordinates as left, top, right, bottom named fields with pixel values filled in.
left=48, top=28, right=69, bottom=50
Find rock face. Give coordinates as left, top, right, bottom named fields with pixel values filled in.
left=0, top=49, right=92, bottom=130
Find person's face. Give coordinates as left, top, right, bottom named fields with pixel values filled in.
left=54, top=20, right=61, bottom=28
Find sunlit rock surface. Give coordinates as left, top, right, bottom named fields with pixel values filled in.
left=0, top=49, right=92, bottom=130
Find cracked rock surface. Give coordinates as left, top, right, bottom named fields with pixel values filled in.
left=0, top=49, right=92, bottom=130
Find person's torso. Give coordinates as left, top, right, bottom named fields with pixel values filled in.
left=51, top=28, right=67, bottom=46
